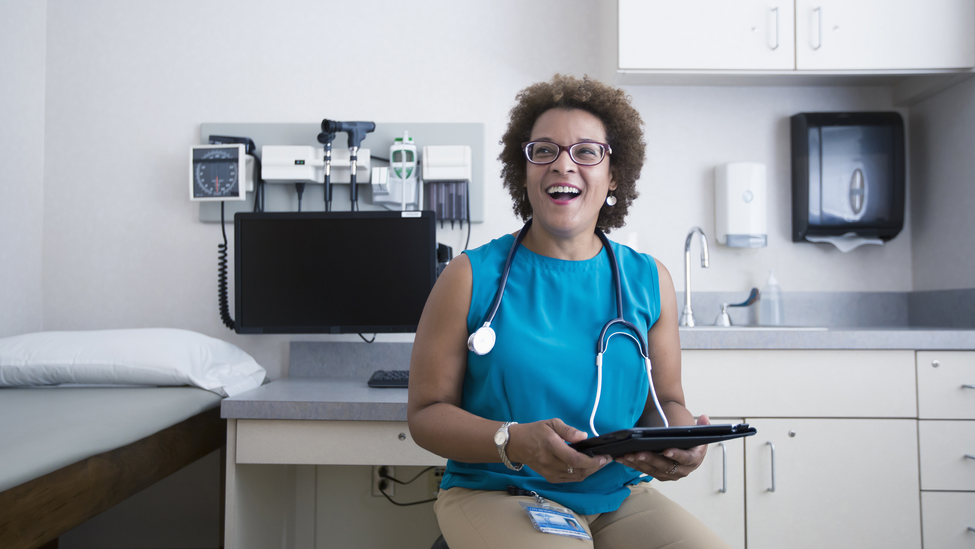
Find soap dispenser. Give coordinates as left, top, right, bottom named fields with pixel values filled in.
left=759, top=271, right=784, bottom=326
left=715, top=162, right=767, bottom=248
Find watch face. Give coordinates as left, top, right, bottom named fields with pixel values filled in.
left=494, top=429, right=507, bottom=446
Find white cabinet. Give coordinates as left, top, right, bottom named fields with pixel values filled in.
left=745, top=418, right=920, bottom=549
left=795, top=0, right=975, bottom=70
left=611, top=0, right=975, bottom=75
left=916, top=351, right=975, bottom=547
left=618, top=0, right=795, bottom=70
left=670, top=350, right=922, bottom=548
left=653, top=420, right=746, bottom=549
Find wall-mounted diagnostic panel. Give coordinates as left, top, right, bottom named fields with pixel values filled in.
left=190, top=144, right=253, bottom=201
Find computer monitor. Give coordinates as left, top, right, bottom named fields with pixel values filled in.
left=234, top=211, right=437, bottom=334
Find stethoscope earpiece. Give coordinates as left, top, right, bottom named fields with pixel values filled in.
left=468, top=325, right=496, bottom=355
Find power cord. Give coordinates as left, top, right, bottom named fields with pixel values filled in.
left=218, top=202, right=234, bottom=330
left=376, top=466, right=438, bottom=507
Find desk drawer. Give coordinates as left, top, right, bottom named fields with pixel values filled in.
left=235, top=420, right=447, bottom=466
left=681, top=350, right=916, bottom=418
left=921, top=492, right=975, bottom=549
left=917, top=351, right=975, bottom=420
left=919, top=420, right=975, bottom=491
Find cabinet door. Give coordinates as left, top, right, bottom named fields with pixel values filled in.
left=795, top=0, right=975, bottom=70
left=921, top=492, right=975, bottom=549
left=745, top=419, right=921, bottom=549
left=651, top=420, right=746, bottom=549
left=917, top=351, right=975, bottom=420
left=618, top=0, right=795, bottom=70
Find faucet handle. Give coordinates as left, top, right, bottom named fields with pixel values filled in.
left=713, top=288, right=761, bottom=326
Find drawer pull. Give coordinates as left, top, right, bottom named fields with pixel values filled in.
left=965, top=455, right=975, bottom=460
left=719, top=442, right=728, bottom=494
left=963, top=384, right=975, bottom=389
left=812, top=7, right=823, bottom=50
left=767, top=441, right=776, bottom=492
left=969, top=526, right=975, bottom=533
left=768, top=7, right=779, bottom=51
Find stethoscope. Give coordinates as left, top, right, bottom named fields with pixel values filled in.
left=467, top=218, right=669, bottom=435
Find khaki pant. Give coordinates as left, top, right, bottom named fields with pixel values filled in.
left=433, top=483, right=731, bottom=549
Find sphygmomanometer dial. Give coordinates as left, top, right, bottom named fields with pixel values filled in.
left=190, top=144, right=246, bottom=201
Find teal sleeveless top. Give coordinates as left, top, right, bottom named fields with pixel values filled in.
left=438, top=233, right=662, bottom=515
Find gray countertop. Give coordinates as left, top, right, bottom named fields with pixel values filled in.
left=221, top=328, right=975, bottom=421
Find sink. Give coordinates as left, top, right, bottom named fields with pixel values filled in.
left=679, top=325, right=829, bottom=331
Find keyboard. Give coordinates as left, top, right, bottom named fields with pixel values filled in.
left=368, top=369, right=410, bottom=388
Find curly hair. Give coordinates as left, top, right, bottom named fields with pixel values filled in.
left=499, top=74, right=645, bottom=233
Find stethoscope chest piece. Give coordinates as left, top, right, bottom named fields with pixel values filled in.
left=468, top=324, right=496, bottom=355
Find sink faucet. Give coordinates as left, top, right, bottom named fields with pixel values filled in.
left=680, top=227, right=710, bottom=327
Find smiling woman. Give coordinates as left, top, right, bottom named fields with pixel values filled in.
left=407, top=74, right=729, bottom=549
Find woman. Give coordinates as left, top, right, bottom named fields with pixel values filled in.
left=408, top=74, right=728, bottom=549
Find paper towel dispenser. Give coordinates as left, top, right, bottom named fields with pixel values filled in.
left=790, top=112, right=905, bottom=243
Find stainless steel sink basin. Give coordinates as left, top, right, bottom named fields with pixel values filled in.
left=679, top=325, right=828, bottom=331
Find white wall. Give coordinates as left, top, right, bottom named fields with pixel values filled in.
left=0, top=0, right=46, bottom=338
left=909, top=76, right=975, bottom=291
left=35, top=0, right=912, bottom=381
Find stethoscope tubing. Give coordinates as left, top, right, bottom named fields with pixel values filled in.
left=471, top=219, right=669, bottom=435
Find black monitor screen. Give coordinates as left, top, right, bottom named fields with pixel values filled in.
left=234, top=211, right=437, bottom=334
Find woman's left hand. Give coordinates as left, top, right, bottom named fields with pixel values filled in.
left=615, top=414, right=711, bottom=481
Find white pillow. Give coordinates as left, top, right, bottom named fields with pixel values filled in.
left=0, top=328, right=265, bottom=397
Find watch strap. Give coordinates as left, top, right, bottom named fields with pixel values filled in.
left=497, top=421, right=523, bottom=471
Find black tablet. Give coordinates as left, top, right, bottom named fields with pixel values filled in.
left=569, top=424, right=757, bottom=458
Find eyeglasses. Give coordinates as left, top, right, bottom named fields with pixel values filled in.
left=522, top=141, right=612, bottom=166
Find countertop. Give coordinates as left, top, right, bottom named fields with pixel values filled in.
left=221, top=327, right=975, bottom=422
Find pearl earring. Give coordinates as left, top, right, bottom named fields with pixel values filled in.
left=605, top=193, right=617, bottom=207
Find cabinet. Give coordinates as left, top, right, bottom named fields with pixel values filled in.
left=618, top=0, right=795, bottom=70
left=659, top=350, right=923, bottom=548
left=916, top=351, right=975, bottom=549
left=611, top=0, right=974, bottom=74
left=795, top=0, right=975, bottom=70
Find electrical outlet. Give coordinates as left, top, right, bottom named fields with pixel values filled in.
left=372, top=465, right=393, bottom=497
left=427, top=466, right=446, bottom=498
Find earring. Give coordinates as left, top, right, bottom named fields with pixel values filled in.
left=605, top=193, right=617, bottom=207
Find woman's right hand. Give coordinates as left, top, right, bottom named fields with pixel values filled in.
left=507, top=419, right=611, bottom=483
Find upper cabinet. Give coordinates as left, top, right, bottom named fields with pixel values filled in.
left=611, top=0, right=975, bottom=74
left=795, top=0, right=975, bottom=70
left=618, top=0, right=796, bottom=70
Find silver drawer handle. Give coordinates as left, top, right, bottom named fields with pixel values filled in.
left=812, top=7, right=823, bottom=50
left=965, top=455, right=975, bottom=460
left=767, top=441, right=776, bottom=492
left=969, top=526, right=975, bottom=533
left=769, top=7, right=779, bottom=50
left=963, top=384, right=975, bottom=389
left=719, top=442, right=728, bottom=493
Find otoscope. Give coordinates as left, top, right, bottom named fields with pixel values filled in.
left=320, top=119, right=376, bottom=211
left=316, top=130, right=336, bottom=211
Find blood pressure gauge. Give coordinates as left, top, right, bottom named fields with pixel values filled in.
left=189, top=144, right=252, bottom=201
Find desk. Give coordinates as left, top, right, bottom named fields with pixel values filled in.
left=221, top=343, right=446, bottom=549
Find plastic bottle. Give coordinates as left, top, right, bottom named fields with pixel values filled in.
left=759, top=270, right=784, bottom=326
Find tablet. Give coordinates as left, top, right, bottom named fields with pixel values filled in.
left=568, top=423, right=757, bottom=458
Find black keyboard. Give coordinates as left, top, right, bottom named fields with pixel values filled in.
left=368, top=369, right=410, bottom=388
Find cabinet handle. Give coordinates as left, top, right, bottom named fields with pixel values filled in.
left=719, top=442, right=728, bottom=493
left=769, top=7, right=780, bottom=50
left=965, top=455, right=975, bottom=460
left=963, top=384, right=975, bottom=389
left=969, top=526, right=975, bottom=533
left=812, top=7, right=823, bottom=50
left=767, top=441, right=776, bottom=492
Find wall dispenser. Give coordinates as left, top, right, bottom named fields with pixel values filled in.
left=790, top=112, right=905, bottom=252
left=715, top=162, right=767, bottom=248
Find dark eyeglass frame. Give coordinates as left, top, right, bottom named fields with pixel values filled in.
left=521, top=141, right=613, bottom=166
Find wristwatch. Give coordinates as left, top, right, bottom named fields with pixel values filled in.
left=494, top=421, right=523, bottom=471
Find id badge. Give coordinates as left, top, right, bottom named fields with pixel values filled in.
left=519, top=501, right=591, bottom=540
